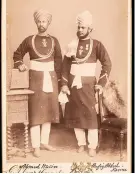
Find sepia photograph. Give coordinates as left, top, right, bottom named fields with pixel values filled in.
left=3, top=0, right=131, bottom=172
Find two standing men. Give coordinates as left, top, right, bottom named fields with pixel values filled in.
left=13, top=9, right=112, bottom=157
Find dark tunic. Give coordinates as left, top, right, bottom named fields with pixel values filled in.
left=13, top=34, right=62, bottom=126
left=61, top=39, right=112, bottom=129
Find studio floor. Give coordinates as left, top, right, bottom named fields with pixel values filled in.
left=7, top=124, right=127, bottom=163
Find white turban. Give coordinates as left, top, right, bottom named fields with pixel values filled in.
left=33, top=9, right=52, bottom=24
left=76, top=10, right=92, bottom=27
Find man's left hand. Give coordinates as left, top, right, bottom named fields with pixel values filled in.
left=95, top=85, right=103, bottom=94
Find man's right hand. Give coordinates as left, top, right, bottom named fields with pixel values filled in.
left=61, top=85, right=70, bottom=95
left=18, top=64, right=28, bottom=72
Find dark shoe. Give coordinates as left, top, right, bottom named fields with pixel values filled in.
left=33, top=148, right=40, bottom=158
left=88, top=148, right=96, bottom=157
left=42, top=144, right=56, bottom=151
left=77, top=145, right=85, bottom=153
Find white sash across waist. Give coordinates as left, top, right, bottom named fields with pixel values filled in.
left=70, top=63, right=96, bottom=89
left=70, top=63, right=96, bottom=76
left=30, top=60, right=54, bottom=93
left=30, top=60, right=54, bottom=71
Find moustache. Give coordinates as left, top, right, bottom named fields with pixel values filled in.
left=76, top=31, right=90, bottom=39
left=77, top=31, right=83, bottom=35
left=40, top=27, right=44, bottom=29
left=39, top=26, right=45, bottom=29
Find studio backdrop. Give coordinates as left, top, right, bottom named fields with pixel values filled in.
left=6, top=0, right=128, bottom=101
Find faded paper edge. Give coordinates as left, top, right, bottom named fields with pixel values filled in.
left=2, top=0, right=132, bottom=172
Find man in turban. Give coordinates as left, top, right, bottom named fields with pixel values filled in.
left=13, top=9, right=62, bottom=157
left=61, top=10, right=112, bottom=157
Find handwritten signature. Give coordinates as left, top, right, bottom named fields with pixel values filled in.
left=70, top=162, right=127, bottom=173
left=3, top=162, right=128, bottom=173
left=4, top=164, right=62, bottom=173
left=91, top=162, right=127, bottom=172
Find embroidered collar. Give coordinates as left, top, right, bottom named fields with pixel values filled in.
left=32, top=34, right=54, bottom=59
left=65, top=37, right=93, bottom=64
left=37, top=33, right=49, bottom=37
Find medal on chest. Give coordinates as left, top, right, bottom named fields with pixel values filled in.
left=85, top=44, right=89, bottom=50
left=42, top=38, right=47, bottom=47
left=79, top=46, right=83, bottom=56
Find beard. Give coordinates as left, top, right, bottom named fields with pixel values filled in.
left=77, top=30, right=90, bottom=39
left=38, top=27, right=47, bottom=33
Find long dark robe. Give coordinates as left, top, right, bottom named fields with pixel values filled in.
left=61, top=39, right=112, bottom=129
left=13, top=34, right=62, bottom=126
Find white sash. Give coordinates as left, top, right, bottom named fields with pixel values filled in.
left=71, top=63, right=96, bottom=89
left=30, top=60, right=54, bottom=93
